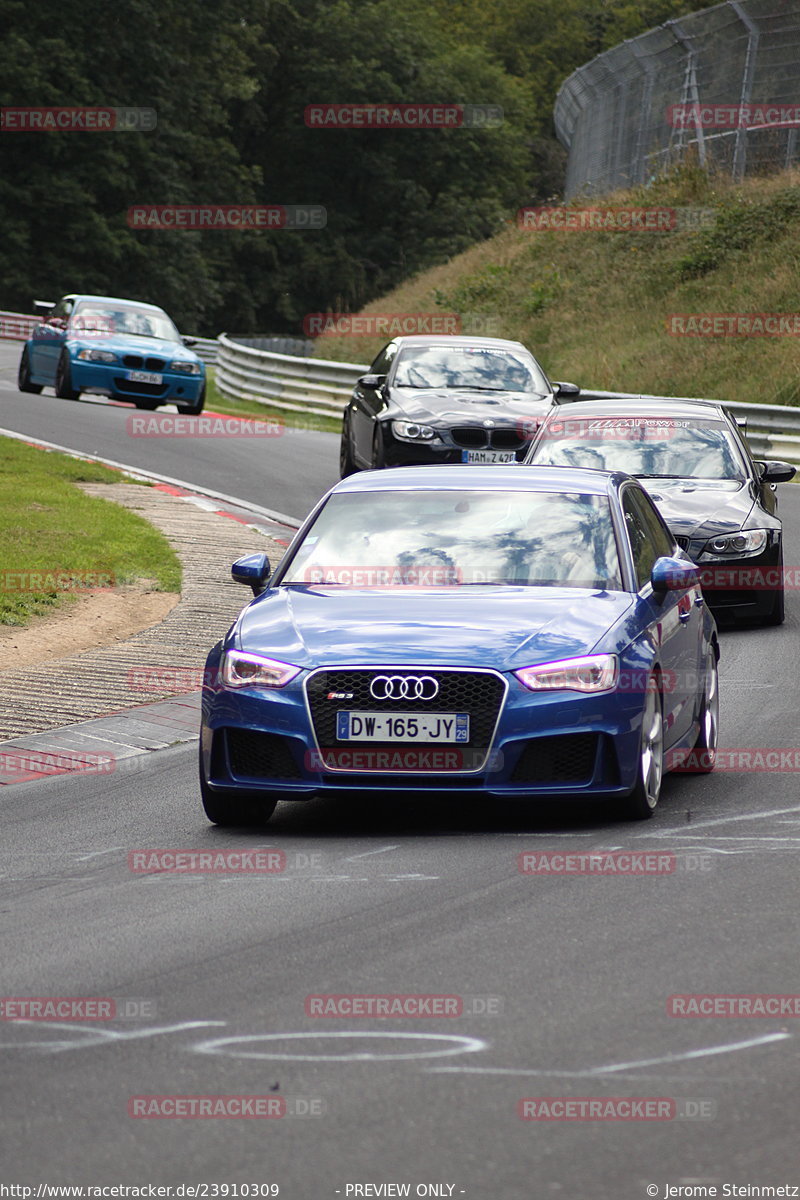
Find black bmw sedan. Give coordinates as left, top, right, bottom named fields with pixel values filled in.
left=339, top=334, right=579, bottom=475
left=525, top=396, right=796, bottom=625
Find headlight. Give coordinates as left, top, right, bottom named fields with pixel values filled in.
left=698, top=529, right=768, bottom=559
left=392, top=420, right=437, bottom=441
left=170, top=361, right=202, bottom=375
left=221, top=651, right=301, bottom=689
left=514, top=654, right=618, bottom=693
left=76, top=348, right=117, bottom=363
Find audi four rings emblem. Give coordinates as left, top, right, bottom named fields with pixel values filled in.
left=370, top=675, right=439, bottom=701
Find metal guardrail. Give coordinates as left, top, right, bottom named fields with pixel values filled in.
left=3, top=310, right=800, bottom=463
left=215, top=332, right=367, bottom=417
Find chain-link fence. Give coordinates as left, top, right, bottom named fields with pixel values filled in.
left=555, top=0, right=800, bottom=198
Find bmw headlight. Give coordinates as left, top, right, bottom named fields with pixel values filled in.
left=392, top=420, right=437, bottom=441
left=170, top=361, right=202, bottom=375
left=698, top=529, right=768, bottom=560
left=514, top=654, right=618, bottom=693
left=222, top=651, right=301, bottom=689
left=76, top=349, right=117, bottom=363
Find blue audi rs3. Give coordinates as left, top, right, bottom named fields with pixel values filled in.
left=200, top=466, right=719, bottom=825
left=17, top=294, right=205, bottom=413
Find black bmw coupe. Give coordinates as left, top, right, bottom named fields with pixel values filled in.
left=339, top=334, right=580, bottom=475
left=525, top=396, right=795, bottom=625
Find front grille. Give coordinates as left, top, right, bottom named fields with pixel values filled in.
left=146, top=356, right=165, bottom=370
left=490, top=428, right=527, bottom=450
left=511, top=733, right=600, bottom=784
left=674, top=536, right=690, bottom=551
left=450, top=426, right=527, bottom=451
left=305, top=668, right=506, bottom=772
left=226, top=729, right=302, bottom=780
left=451, top=427, right=488, bottom=449
left=113, top=378, right=168, bottom=395
left=122, top=354, right=143, bottom=368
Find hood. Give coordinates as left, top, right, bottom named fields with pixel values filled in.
left=234, top=586, right=634, bottom=671
left=389, top=386, right=552, bottom=426
left=639, top=478, right=755, bottom=539
left=67, top=332, right=198, bottom=362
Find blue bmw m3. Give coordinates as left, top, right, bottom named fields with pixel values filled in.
left=18, top=294, right=205, bottom=414
left=200, top=466, right=719, bottom=825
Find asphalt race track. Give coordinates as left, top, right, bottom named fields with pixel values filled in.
left=2, top=339, right=800, bottom=1197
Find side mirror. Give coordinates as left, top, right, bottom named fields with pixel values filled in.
left=553, top=381, right=580, bottom=399
left=182, top=336, right=198, bottom=347
left=231, top=552, right=272, bottom=596
left=357, top=374, right=387, bottom=390
left=757, top=460, right=796, bottom=484
left=651, top=556, right=699, bottom=595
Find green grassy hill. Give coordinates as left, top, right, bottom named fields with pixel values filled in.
left=313, top=165, right=800, bottom=407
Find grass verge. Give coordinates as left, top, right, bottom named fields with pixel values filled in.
left=205, top=369, right=341, bottom=435
left=309, top=164, right=800, bottom=407
left=0, top=436, right=181, bottom=626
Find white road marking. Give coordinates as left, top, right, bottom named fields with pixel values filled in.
left=643, top=805, right=800, bottom=836
left=427, top=1032, right=789, bottom=1076
left=0, top=1019, right=226, bottom=1054
left=193, top=1030, right=487, bottom=1062
left=345, top=845, right=401, bottom=861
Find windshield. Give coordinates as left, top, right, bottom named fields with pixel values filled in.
left=532, top=415, right=746, bottom=480
left=393, top=345, right=548, bottom=394
left=70, top=301, right=180, bottom=341
left=281, top=489, right=622, bottom=590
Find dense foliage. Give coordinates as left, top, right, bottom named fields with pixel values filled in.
left=0, top=0, right=696, bottom=334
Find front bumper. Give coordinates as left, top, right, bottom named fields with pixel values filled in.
left=694, top=541, right=781, bottom=619
left=200, top=658, right=651, bottom=801
left=70, top=358, right=205, bottom=403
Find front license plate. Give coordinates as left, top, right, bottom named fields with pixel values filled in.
left=337, top=711, right=469, bottom=743
left=461, top=449, right=516, bottom=464
left=127, top=370, right=163, bottom=385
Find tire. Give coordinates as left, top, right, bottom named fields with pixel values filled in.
left=18, top=347, right=43, bottom=394
left=339, top=413, right=357, bottom=477
left=199, top=764, right=278, bottom=827
left=54, top=351, right=80, bottom=400
left=622, top=672, right=664, bottom=820
left=762, top=549, right=785, bottom=625
left=178, top=382, right=206, bottom=417
left=688, top=648, right=719, bottom=773
left=133, top=398, right=160, bottom=410
left=371, top=424, right=386, bottom=470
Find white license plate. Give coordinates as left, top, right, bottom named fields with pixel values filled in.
left=127, top=371, right=163, bottom=385
left=337, top=711, right=469, bottom=743
left=461, top=449, right=516, bottom=464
